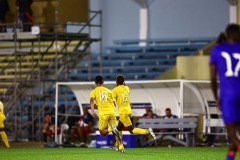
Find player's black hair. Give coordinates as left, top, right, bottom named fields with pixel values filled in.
left=225, top=23, right=240, bottom=42
left=95, top=75, right=103, bottom=84
left=116, top=74, right=125, bottom=85
left=216, top=32, right=227, bottom=44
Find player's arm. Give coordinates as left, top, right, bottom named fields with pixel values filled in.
left=210, top=63, right=219, bottom=108
left=210, top=64, right=218, bottom=100
left=87, top=113, right=94, bottom=128
left=112, top=89, right=117, bottom=108
left=0, top=112, right=6, bottom=121
left=113, top=101, right=117, bottom=108
left=90, top=97, right=97, bottom=116
left=42, top=121, right=48, bottom=133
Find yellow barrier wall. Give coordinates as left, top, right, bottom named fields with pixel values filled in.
left=176, top=56, right=210, bottom=80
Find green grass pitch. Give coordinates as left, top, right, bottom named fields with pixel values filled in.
left=0, top=147, right=238, bottom=160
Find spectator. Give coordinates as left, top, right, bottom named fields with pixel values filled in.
left=163, top=108, right=177, bottom=119
left=42, top=113, right=55, bottom=147
left=160, top=108, right=178, bottom=147
left=0, top=0, right=9, bottom=32
left=134, top=107, right=158, bottom=127
left=142, top=106, right=158, bottom=118
left=145, top=110, right=158, bottom=119
left=70, top=107, right=94, bottom=147
left=16, top=0, right=33, bottom=31
left=162, top=108, right=178, bottom=132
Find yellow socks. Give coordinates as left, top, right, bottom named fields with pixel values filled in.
left=133, top=128, right=148, bottom=134
left=118, top=144, right=124, bottom=150
left=119, top=131, right=122, bottom=139
left=0, top=131, right=10, bottom=148
left=107, top=126, right=112, bottom=133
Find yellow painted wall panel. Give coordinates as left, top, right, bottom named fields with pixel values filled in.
left=5, top=0, right=88, bottom=25
left=177, top=56, right=210, bottom=80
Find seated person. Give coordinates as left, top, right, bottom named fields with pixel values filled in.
left=42, top=113, right=55, bottom=147
left=162, top=108, right=178, bottom=132
left=163, top=108, right=177, bottom=119
left=145, top=110, right=158, bottom=119
left=160, top=108, right=178, bottom=146
left=70, top=107, right=94, bottom=147
left=134, top=107, right=158, bottom=127
left=142, top=106, right=158, bottom=118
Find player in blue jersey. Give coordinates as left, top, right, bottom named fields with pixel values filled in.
left=210, top=24, right=240, bottom=160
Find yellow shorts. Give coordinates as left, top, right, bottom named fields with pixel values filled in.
left=119, top=114, right=132, bottom=127
left=99, top=113, right=117, bottom=131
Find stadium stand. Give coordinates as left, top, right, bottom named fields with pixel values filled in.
left=37, top=38, right=214, bottom=118
left=71, top=37, right=214, bottom=81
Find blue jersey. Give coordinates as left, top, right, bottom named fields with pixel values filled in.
left=210, top=42, right=240, bottom=95
left=210, top=42, right=240, bottom=124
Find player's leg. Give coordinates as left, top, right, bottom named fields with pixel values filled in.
left=42, top=131, right=48, bottom=147
left=99, top=115, right=110, bottom=136
left=70, top=127, right=77, bottom=145
left=221, top=96, right=240, bottom=160
left=236, top=96, right=240, bottom=152
left=0, top=128, right=10, bottom=148
left=120, top=114, right=156, bottom=139
left=226, top=123, right=240, bottom=146
left=76, top=126, right=86, bottom=145
left=117, top=120, right=124, bottom=139
left=226, top=141, right=238, bottom=160
left=109, top=114, right=125, bottom=153
left=111, top=121, right=124, bottom=150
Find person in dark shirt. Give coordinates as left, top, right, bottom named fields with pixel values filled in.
left=42, top=113, right=54, bottom=147
left=0, top=0, right=9, bottom=32
left=16, top=0, right=33, bottom=31
left=70, top=107, right=94, bottom=147
left=163, top=108, right=177, bottom=119
left=142, top=106, right=158, bottom=118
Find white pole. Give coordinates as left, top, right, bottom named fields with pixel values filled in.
left=132, top=0, right=156, bottom=46
left=54, top=83, right=59, bottom=143
left=179, top=80, right=184, bottom=118
left=139, top=8, right=148, bottom=46
left=230, top=5, right=237, bottom=23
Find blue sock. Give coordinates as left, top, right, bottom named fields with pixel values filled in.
left=226, top=151, right=235, bottom=160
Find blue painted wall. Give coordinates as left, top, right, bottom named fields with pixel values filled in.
left=90, top=0, right=230, bottom=48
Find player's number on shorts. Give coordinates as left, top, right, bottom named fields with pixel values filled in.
left=99, top=91, right=107, bottom=102
left=122, top=92, right=129, bottom=102
left=222, top=52, right=240, bottom=77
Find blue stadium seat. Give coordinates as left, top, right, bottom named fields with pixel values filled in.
left=113, top=38, right=214, bottom=45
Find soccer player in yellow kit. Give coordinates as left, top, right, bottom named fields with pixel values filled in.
left=112, top=75, right=156, bottom=140
left=90, top=75, right=125, bottom=153
left=0, top=101, right=10, bottom=148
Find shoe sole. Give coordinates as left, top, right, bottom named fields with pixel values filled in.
left=149, top=128, right=156, bottom=140
left=112, top=125, right=119, bottom=136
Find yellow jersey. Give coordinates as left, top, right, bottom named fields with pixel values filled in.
left=0, top=111, right=6, bottom=128
left=90, top=86, right=115, bottom=116
left=112, top=85, right=132, bottom=115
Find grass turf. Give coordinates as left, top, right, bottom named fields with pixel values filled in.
left=0, top=147, right=238, bottom=160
